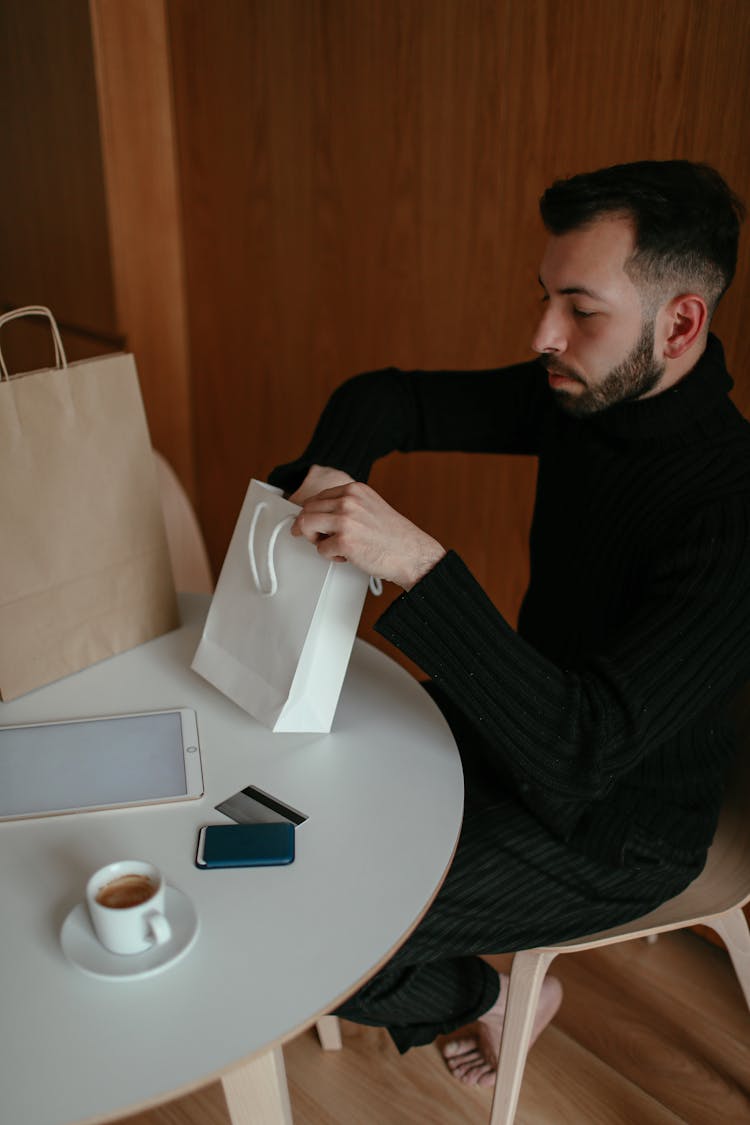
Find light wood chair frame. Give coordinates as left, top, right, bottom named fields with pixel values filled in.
left=319, top=685, right=750, bottom=1125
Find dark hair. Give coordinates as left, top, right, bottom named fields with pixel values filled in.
left=539, top=160, right=745, bottom=312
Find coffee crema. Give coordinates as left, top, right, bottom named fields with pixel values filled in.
left=96, top=873, right=157, bottom=910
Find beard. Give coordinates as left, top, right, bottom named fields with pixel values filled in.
left=543, top=319, right=665, bottom=418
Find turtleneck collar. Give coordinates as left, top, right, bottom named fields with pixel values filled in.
left=580, top=334, right=734, bottom=443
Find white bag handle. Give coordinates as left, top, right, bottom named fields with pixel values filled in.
left=248, top=500, right=383, bottom=598
left=248, top=502, right=294, bottom=597
left=0, top=305, right=68, bottom=382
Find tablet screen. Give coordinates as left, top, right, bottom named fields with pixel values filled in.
left=0, top=709, right=203, bottom=820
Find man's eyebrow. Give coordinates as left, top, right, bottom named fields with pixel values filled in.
left=537, top=275, right=606, bottom=301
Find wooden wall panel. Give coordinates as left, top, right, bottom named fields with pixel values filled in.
left=167, top=0, right=750, bottom=666
left=90, top=0, right=195, bottom=498
left=168, top=0, right=538, bottom=639
left=0, top=0, right=117, bottom=338
left=0, top=1, right=195, bottom=495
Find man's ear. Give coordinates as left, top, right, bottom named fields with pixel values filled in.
left=661, top=294, right=708, bottom=359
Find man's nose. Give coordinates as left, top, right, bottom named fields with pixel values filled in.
left=531, top=305, right=566, bottom=355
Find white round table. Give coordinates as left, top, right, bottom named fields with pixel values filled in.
left=0, top=594, right=463, bottom=1124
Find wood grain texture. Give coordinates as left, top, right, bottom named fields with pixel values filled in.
left=549, top=939, right=750, bottom=1123
left=0, top=315, right=121, bottom=376
left=168, top=0, right=541, bottom=620
left=0, top=0, right=195, bottom=492
left=117, top=931, right=749, bottom=1124
left=222, top=1048, right=293, bottom=1125
left=167, top=0, right=750, bottom=648
left=0, top=0, right=117, bottom=334
left=89, top=0, right=195, bottom=497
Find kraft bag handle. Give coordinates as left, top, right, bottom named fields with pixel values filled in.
left=247, top=500, right=383, bottom=598
left=0, top=305, right=68, bottom=382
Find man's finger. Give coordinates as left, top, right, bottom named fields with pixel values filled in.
left=303, top=484, right=351, bottom=502
left=291, top=511, right=339, bottom=541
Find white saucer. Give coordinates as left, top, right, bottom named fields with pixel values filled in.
left=60, top=886, right=199, bottom=981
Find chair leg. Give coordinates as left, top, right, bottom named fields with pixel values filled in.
left=489, top=950, right=558, bottom=1125
left=316, top=1015, right=343, bottom=1050
left=707, top=907, right=750, bottom=1012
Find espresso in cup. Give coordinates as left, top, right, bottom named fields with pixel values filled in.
left=86, top=860, right=172, bottom=955
left=96, top=873, right=156, bottom=910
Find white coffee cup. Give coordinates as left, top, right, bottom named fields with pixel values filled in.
left=86, top=860, right=172, bottom=956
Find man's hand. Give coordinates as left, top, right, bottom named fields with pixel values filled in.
left=291, top=481, right=446, bottom=591
left=287, top=464, right=355, bottom=505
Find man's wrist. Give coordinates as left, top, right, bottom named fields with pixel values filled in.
left=401, top=541, right=447, bottom=592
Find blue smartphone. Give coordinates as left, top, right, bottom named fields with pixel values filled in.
left=195, top=823, right=295, bottom=868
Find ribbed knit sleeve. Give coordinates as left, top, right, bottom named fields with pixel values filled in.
left=375, top=495, right=750, bottom=842
left=267, top=335, right=750, bottom=859
left=268, top=360, right=548, bottom=494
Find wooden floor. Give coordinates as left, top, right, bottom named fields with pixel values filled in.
left=121, top=930, right=750, bottom=1124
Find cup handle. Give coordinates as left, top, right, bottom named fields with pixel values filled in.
left=145, top=910, right=172, bottom=946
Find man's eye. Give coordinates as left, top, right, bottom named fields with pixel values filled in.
left=573, top=308, right=596, bottom=319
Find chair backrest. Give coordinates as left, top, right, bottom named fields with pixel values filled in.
left=154, top=451, right=214, bottom=594
left=545, top=680, right=750, bottom=953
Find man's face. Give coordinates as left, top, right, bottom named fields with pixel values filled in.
left=532, top=215, right=666, bottom=416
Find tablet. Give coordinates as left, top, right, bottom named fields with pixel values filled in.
left=0, top=708, right=204, bottom=822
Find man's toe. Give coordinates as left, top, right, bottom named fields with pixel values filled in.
left=441, top=1036, right=475, bottom=1058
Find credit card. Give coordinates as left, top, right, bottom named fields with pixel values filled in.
left=215, top=784, right=307, bottom=826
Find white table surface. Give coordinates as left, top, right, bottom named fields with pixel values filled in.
left=0, top=594, right=463, bottom=1125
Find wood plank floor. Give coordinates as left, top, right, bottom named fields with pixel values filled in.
left=121, top=930, right=750, bottom=1124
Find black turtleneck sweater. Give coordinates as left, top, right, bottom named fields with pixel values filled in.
left=269, top=335, right=750, bottom=866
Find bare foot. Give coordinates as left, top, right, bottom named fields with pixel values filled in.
left=441, top=973, right=563, bottom=1088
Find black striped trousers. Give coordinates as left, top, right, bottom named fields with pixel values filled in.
left=335, top=686, right=704, bottom=1053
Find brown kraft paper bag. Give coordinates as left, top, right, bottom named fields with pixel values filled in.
left=0, top=305, right=178, bottom=700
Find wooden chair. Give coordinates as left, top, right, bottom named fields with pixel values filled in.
left=320, top=683, right=750, bottom=1125
left=153, top=451, right=214, bottom=594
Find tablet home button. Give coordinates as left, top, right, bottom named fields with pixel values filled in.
left=186, top=745, right=198, bottom=754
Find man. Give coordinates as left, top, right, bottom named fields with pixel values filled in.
left=269, top=161, right=750, bottom=1087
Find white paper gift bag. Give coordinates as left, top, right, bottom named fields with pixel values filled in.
left=191, top=479, right=370, bottom=732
